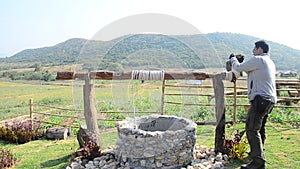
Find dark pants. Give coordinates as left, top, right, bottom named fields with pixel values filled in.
left=246, top=95, right=274, bottom=162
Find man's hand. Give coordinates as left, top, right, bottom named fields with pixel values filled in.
left=236, top=54, right=244, bottom=63
left=226, top=60, right=232, bottom=71
left=229, top=53, right=245, bottom=63
left=229, top=53, right=235, bottom=59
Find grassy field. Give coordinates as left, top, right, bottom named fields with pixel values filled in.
left=1, top=123, right=299, bottom=169
left=0, top=80, right=299, bottom=169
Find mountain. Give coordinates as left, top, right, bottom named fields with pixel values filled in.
left=2, top=38, right=87, bottom=64
left=1, top=33, right=300, bottom=71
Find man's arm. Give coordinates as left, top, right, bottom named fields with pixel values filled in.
left=231, top=56, right=257, bottom=72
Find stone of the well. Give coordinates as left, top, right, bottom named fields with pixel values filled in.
left=116, top=114, right=197, bottom=168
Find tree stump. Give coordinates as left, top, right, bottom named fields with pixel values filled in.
left=77, top=126, right=99, bottom=148
left=46, top=127, right=70, bottom=140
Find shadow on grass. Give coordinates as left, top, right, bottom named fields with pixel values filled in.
left=224, top=159, right=248, bottom=169
left=40, top=155, right=70, bottom=169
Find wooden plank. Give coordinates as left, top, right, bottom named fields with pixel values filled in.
left=288, top=90, right=299, bottom=97
left=165, top=84, right=213, bottom=88
left=33, top=111, right=78, bottom=118
left=34, top=104, right=80, bottom=111
left=195, top=121, right=233, bottom=125
left=277, top=88, right=298, bottom=91
left=164, top=93, right=214, bottom=97
left=56, top=71, right=75, bottom=80
left=274, top=105, right=300, bottom=108
left=56, top=71, right=210, bottom=80
left=32, top=119, right=80, bottom=128
left=164, top=101, right=215, bottom=106
left=224, top=90, right=248, bottom=95
left=164, top=71, right=209, bottom=80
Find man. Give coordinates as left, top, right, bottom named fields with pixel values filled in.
left=230, top=40, right=277, bottom=169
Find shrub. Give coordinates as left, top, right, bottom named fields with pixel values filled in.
left=0, top=119, right=44, bottom=144
left=269, top=108, right=300, bottom=127
left=190, top=107, right=209, bottom=121
left=224, top=130, right=248, bottom=160
left=0, top=149, right=16, bottom=168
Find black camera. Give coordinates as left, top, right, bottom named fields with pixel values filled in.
left=229, top=53, right=244, bottom=63
left=226, top=54, right=245, bottom=75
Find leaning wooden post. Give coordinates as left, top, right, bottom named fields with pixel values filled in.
left=83, top=75, right=101, bottom=146
left=212, top=73, right=226, bottom=153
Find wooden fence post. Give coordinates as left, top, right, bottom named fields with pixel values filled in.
left=83, top=76, right=101, bottom=146
left=29, top=98, right=34, bottom=130
left=161, top=80, right=166, bottom=115
left=233, top=83, right=237, bottom=123
left=213, top=73, right=226, bottom=153
left=29, top=98, right=33, bottom=119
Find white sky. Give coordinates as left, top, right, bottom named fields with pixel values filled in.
left=1, top=0, right=300, bottom=57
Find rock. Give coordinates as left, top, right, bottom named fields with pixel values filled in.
left=68, top=144, right=230, bottom=169
left=140, top=160, right=146, bottom=167
left=98, top=160, right=106, bottom=167
left=156, top=161, right=163, bottom=168
left=211, top=162, right=224, bottom=169
left=222, top=154, right=229, bottom=162
left=215, top=153, right=223, bottom=162
left=70, top=162, right=82, bottom=169
left=187, top=166, right=194, bottom=169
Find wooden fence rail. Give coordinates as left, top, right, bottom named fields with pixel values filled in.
left=29, top=78, right=299, bottom=127
left=29, top=100, right=163, bottom=129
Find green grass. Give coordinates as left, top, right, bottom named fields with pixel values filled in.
left=1, top=122, right=298, bottom=169
left=0, top=81, right=73, bottom=120
left=264, top=123, right=300, bottom=168
left=1, top=139, right=77, bottom=169
left=0, top=130, right=118, bottom=169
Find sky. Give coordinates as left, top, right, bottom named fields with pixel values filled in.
left=1, top=0, right=300, bottom=57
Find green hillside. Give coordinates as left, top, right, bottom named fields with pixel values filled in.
left=1, top=33, right=299, bottom=71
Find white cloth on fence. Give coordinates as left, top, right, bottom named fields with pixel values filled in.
left=131, top=70, right=164, bottom=81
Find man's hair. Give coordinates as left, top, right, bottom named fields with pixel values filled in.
left=255, top=40, right=269, bottom=53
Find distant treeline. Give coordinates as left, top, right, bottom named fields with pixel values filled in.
left=0, top=71, right=56, bottom=81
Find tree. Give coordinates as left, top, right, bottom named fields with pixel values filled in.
left=33, top=62, right=42, bottom=72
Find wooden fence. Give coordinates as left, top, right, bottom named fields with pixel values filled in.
left=25, top=71, right=298, bottom=153
left=28, top=77, right=300, bottom=131
left=29, top=98, right=81, bottom=128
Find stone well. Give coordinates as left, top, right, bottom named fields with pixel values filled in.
left=116, top=114, right=197, bottom=169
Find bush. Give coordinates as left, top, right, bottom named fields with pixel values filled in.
left=0, top=119, right=44, bottom=144
left=0, top=70, right=56, bottom=81
left=224, top=130, right=248, bottom=160
left=0, top=149, right=16, bottom=168
left=269, top=108, right=300, bottom=128
left=190, top=107, right=209, bottom=121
